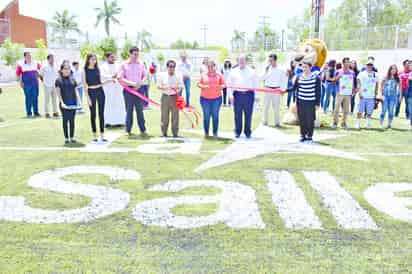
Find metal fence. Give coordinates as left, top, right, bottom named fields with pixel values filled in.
left=312, top=24, right=412, bottom=50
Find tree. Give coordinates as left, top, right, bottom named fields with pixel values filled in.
left=0, top=38, right=24, bottom=66
left=137, top=30, right=153, bottom=52
left=80, top=43, right=102, bottom=61
left=231, top=30, right=246, bottom=51
left=49, top=10, right=80, bottom=47
left=121, top=40, right=134, bottom=60
left=33, top=39, right=48, bottom=62
left=192, top=41, right=200, bottom=49
left=95, top=0, right=122, bottom=37
left=156, top=52, right=165, bottom=69
left=249, top=25, right=279, bottom=51
left=98, top=37, right=118, bottom=57
left=286, top=7, right=311, bottom=47
left=218, top=47, right=230, bottom=63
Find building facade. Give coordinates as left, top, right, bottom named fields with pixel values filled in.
left=0, top=0, right=47, bottom=48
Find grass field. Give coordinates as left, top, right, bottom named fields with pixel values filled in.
left=0, top=83, right=412, bottom=273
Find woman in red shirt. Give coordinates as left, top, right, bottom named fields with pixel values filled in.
left=197, top=59, right=225, bottom=137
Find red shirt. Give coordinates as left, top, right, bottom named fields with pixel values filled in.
left=399, top=70, right=411, bottom=90
left=199, top=72, right=225, bottom=99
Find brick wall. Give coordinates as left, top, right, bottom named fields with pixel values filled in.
left=0, top=0, right=47, bottom=48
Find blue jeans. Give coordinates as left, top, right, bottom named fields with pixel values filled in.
left=233, top=91, right=254, bottom=137
left=141, top=84, right=149, bottom=107
left=23, top=84, right=39, bottom=116
left=323, top=82, right=336, bottom=113
left=395, top=88, right=409, bottom=118
left=380, top=95, right=397, bottom=123
left=123, top=89, right=146, bottom=134
left=408, top=97, right=412, bottom=125
left=287, top=90, right=296, bottom=108
left=200, top=96, right=222, bottom=135
left=320, top=82, right=326, bottom=108
left=183, top=78, right=191, bottom=106
left=77, top=86, right=83, bottom=109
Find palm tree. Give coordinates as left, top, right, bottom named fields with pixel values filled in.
left=231, top=30, right=246, bottom=51
left=137, top=29, right=153, bottom=51
left=95, top=0, right=122, bottom=37
left=49, top=10, right=80, bottom=47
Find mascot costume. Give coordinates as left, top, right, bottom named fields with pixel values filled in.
left=283, top=39, right=328, bottom=126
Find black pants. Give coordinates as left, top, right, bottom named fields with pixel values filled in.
left=89, top=88, right=105, bottom=133
left=61, top=107, right=76, bottom=139
left=223, top=87, right=228, bottom=105
left=123, top=89, right=146, bottom=134
left=297, top=100, right=316, bottom=138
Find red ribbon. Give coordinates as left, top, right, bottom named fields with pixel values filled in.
left=119, top=82, right=201, bottom=128
left=225, top=86, right=285, bottom=94
left=120, top=83, right=161, bottom=107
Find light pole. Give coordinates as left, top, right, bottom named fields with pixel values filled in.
left=201, top=24, right=208, bottom=48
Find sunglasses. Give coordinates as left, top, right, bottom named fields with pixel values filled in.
left=168, top=65, right=176, bottom=68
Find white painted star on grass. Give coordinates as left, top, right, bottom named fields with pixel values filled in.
left=193, top=125, right=365, bottom=172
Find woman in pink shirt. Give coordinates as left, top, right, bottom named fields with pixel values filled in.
left=197, top=59, right=225, bottom=137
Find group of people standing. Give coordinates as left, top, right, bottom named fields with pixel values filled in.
left=315, top=57, right=412, bottom=129
left=16, top=48, right=412, bottom=145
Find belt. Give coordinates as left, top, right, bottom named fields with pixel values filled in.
left=265, top=86, right=280, bottom=89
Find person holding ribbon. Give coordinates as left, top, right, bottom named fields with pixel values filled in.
left=292, top=62, right=321, bottom=143
left=100, top=52, right=125, bottom=127
left=118, top=47, right=148, bottom=137
left=157, top=59, right=184, bottom=137
left=261, top=53, right=288, bottom=127
left=56, top=61, right=81, bottom=144
left=198, top=59, right=225, bottom=137
left=82, top=53, right=114, bottom=142
left=227, top=54, right=259, bottom=139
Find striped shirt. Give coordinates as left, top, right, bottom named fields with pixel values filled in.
left=293, top=73, right=321, bottom=104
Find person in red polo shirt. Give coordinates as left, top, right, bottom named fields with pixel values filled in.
left=197, top=59, right=225, bottom=137
left=396, top=59, right=411, bottom=119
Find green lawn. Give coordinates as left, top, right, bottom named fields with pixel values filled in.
left=0, top=84, right=411, bottom=273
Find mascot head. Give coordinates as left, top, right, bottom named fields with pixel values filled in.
left=293, top=39, right=327, bottom=71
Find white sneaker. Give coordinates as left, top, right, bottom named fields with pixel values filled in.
left=366, top=119, right=371, bottom=129
left=379, top=123, right=383, bottom=129
left=331, top=124, right=337, bottom=129
left=355, top=120, right=360, bottom=129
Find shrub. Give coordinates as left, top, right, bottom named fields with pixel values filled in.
left=121, top=40, right=134, bottom=60
left=1, top=38, right=24, bottom=66
left=98, top=37, right=118, bottom=57
left=33, top=39, right=48, bottom=62
left=80, top=43, right=102, bottom=61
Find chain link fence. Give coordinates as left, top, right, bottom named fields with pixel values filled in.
left=315, top=24, right=412, bottom=50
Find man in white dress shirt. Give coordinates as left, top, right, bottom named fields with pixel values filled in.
left=39, top=54, right=59, bottom=118
left=100, top=52, right=125, bottom=127
left=261, top=54, right=288, bottom=127
left=177, top=52, right=192, bottom=106
left=227, top=54, right=259, bottom=138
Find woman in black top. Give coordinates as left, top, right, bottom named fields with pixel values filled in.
left=82, top=53, right=113, bottom=142
left=292, top=62, right=321, bottom=143
left=56, top=62, right=81, bottom=144
left=350, top=60, right=360, bottom=114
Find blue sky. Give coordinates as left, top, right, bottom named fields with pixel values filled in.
left=1, top=0, right=343, bottom=46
